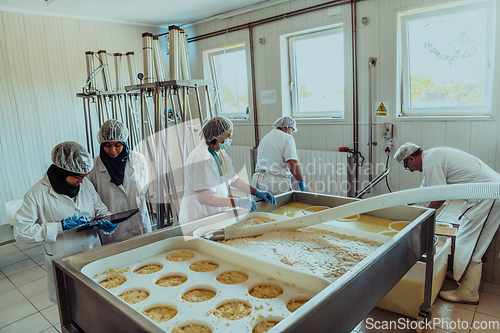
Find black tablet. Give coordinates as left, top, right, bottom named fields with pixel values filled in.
left=76, top=208, right=140, bottom=232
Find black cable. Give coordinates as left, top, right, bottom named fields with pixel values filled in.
left=346, top=148, right=365, bottom=167
left=385, top=153, right=392, bottom=193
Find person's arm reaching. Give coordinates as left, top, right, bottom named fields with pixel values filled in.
left=231, top=178, right=276, bottom=204
left=286, top=159, right=306, bottom=191
left=286, top=159, right=303, bottom=182
left=231, top=177, right=255, bottom=195
left=196, top=189, right=257, bottom=211
left=197, top=189, right=234, bottom=207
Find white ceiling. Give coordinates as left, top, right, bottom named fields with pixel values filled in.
left=0, top=0, right=278, bottom=27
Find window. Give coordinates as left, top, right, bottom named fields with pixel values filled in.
left=288, top=26, right=345, bottom=118
left=205, top=43, right=250, bottom=120
left=399, top=0, right=495, bottom=116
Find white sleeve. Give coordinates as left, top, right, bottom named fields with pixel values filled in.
left=228, top=166, right=239, bottom=184
left=89, top=182, right=110, bottom=218
left=423, top=166, right=447, bottom=187
left=14, top=191, right=60, bottom=244
left=193, top=157, right=218, bottom=192
left=223, top=153, right=238, bottom=183
left=283, top=136, right=299, bottom=162
left=87, top=157, right=99, bottom=187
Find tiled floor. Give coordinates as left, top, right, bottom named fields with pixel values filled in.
left=1, top=241, right=499, bottom=333
left=0, top=224, right=14, bottom=246
left=0, top=242, right=59, bottom=333
left=353, top=278, right=500, bottom=332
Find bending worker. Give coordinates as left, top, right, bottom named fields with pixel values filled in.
left=88, top=119, right=151, bottom=244
left=252, top=116, right=306, bottom=195
left=15, top=141, right=116, bottom=303
left=394, top=142, right=500, bottom=305
left=179, top=116, right=276, bottom=224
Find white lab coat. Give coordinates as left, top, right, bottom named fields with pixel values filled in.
left=421, top=147, right=500, bottom=280
left=14, top=174, right=109, bottom=303
left=88, top=151, right=151, bottom=244
left=179, top=141, right=238, bottom=224
left=251, top=129, right=299, bottom=195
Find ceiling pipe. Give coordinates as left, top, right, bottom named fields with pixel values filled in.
left=155, top=0, right=361, bottom=39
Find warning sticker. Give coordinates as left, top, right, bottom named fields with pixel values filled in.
left=375, top=101, right=389, bottom=117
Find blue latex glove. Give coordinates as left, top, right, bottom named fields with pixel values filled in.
left=95, top=220, right=119, bottom=232
left=298, top=180, right=307, bottom=192
left=254, top=189, right=276, bottom=205
left=235, top=197, right=257, bottom=212
left=62, top=216, right=89, bottom=231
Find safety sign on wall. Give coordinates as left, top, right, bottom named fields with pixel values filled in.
left=375, top=101, right=389, bottom=117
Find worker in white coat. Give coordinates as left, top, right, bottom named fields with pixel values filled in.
left=15, top=141, right=117, bottom=303
left=395, top=142, right=500, bottom=304
left=252, top=116, right=306, bottom=195
left=88, top=119, right=151, bottom=244
left=179, top=116, right=276, bottom=225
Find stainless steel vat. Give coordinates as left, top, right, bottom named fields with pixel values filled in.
left=55, top=191, right=436, bottom=332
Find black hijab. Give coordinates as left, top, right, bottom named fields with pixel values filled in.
left=46, top=164, right=81, bottom=198
left=99, top=142, right=130, bottom=186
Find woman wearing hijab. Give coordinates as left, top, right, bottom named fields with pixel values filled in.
left=88, top=119, right=151, bottom=244
left=15, top=141, right=116, bottom=303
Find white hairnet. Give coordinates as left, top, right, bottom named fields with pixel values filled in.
left=394, top=142, right=420, bottom=164
left=51, top=141, right=94, bottom=174
left=97, top=119, right=129, bottom=144
left=273, top=116, right=297, bottom=132
left=202, top=116, right=233, bottom=142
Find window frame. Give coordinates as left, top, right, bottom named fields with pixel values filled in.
left=398, top=0, right=495, bottom=118
left=204, top=43, right=251, bottom=120
left=287, top=25, right=346, bottom=119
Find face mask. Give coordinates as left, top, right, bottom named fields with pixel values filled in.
left=219, top=138, right=232, bottom=150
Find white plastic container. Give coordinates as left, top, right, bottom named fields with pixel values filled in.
left=4, top=200, right=22, bottom=227
left=376, top=235, right=452, bottom=319
left=81, top=237, right=330, bottom=333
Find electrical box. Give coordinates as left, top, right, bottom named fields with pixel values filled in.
left=382, top=123, right=393, bottom=139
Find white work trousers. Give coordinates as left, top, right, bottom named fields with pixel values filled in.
left=454, top=199, right=500, bottom=281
